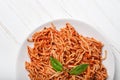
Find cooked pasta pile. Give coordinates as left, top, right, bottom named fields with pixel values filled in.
left=25, top=23, right=107, bottom=80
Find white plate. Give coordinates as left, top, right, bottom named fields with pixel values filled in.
left=16, top=19, right=115, bottom=80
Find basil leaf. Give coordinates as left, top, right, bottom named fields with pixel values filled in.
left=69, top=64, right=88, bottom=75
left=50, top=56, right=63, bottom=72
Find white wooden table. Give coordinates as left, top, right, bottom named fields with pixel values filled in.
left=0, top=0, right=120, bottom=80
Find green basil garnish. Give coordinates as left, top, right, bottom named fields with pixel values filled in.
left=50, top=56, right=63, bottom=72
left=50, top=57, right=88, bottom=74
left=69, top=64, right=88, bottom=75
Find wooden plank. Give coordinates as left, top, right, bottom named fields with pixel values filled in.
left=5, top=0, right=52, bottom=30
left=0, top=1, right=30, bottom=44
left=61, top=0, right=91, bottom=23
left=0, top=25, right=20, bottom=79
left=37, top=0, right=71, bottom=19
left=95, top=0, right=120, bottom=32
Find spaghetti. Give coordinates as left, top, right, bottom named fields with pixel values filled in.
left=25, top=23, right=107, bottom=80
